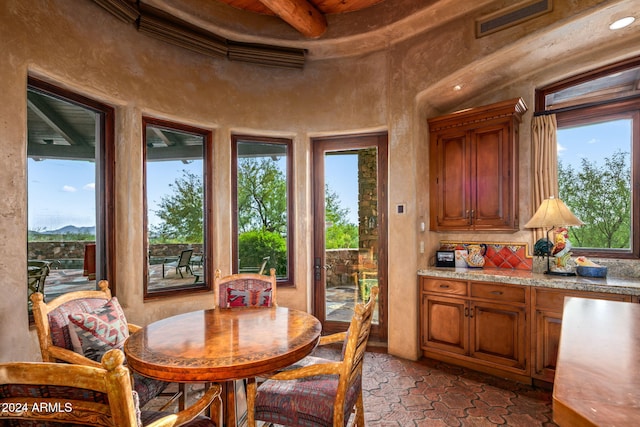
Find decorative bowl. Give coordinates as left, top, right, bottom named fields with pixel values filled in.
left=576, top=266, right=607, bottom=278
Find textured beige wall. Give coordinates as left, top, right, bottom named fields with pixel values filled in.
left=1, top=0, right=639, bottom=362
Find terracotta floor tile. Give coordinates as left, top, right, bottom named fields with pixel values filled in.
left=145, top=349, right=558, bottom=427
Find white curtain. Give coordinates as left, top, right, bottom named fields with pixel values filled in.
left=530, top=114, right=558, bottom=243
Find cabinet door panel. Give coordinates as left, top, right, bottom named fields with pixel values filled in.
left=433, top=132, right=470, bottom=228
left=471, top=301, right=527, bottom=370
left=533, top=309, right=562, bottom=382
left=472, top=124, right=512, bottom=228
left=422, top=294, right=468, bottom=355
left=531, top=288, right=632, bottom=383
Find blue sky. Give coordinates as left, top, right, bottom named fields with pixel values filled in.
left=28, top=158, right=97, bottom=230
left=325, top=153, right=359, bottom=224
left=557, top=118, right=632, bottom=170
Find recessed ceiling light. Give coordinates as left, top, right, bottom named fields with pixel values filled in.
left=453, top=84, right=463, bottom=91
left=609, top=16, right=635, bottom=30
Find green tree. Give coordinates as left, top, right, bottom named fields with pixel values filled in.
left=237, top=158, right=287, bottom=234
left=238, top=230, right=287, bottom=275
left=558, top=150, right=631, bottom=248
left=151, top=170, right=203, bottom=243
left=325, top=184, right=358, bottom=249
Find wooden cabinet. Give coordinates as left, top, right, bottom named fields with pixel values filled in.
left=531, top=287, right=633, bottom=383
left=420, top=277, right=530, bottom=382
left=427, top=98, right=527, bottom=231
left=421, top=274, right=637, bottom=385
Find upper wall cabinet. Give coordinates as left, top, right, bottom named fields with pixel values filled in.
left=428, top=98, right=527, bottom=232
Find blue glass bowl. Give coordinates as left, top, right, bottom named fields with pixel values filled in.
left=576, top=266, right=607, bottom=278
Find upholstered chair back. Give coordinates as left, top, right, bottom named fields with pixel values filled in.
left=213, top=268, right=277, bottom=309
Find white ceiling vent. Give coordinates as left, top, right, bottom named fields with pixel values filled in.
left=476, top=0, right=553, bottom=38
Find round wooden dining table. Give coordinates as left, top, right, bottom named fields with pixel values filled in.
left=124, top=306, right=322, bottom=426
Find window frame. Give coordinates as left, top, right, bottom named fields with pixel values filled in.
left=26, top=76, right=116, bottom=293
left=231, top=134, right=294, bottom=286
left=535, top=57, right=640, bottom=259
left=142, top=116, right=214, bottom=299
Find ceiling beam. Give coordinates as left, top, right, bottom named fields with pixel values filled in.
left=257, top=0, right=327, bottom=38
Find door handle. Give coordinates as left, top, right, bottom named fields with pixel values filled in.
left=314, top=257, right=322, bottom=281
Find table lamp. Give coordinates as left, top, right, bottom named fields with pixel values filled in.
left=525, top=196, right=584, bottom=276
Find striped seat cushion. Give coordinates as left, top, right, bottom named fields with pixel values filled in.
left=254, top=365, right=361, bottom=427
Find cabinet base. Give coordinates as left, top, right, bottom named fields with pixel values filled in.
left=422, top=350, right=531, bottom=384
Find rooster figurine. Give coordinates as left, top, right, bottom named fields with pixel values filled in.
left=551, top=227, right=572, bottom=270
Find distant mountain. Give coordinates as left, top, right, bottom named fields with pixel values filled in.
left=39, top=225, right=96, bottom=235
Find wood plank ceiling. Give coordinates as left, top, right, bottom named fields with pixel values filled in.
left=216, top=0, right=386, bottom=38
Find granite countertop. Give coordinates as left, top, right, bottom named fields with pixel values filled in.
left=418, top=267, right=640, bottom=296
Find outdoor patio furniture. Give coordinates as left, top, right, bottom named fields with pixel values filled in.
left=27, top=260, right=50, bottom=311
left=163, top=248, right=194, bottom=278
left=258, top=256, right=270, bottom=274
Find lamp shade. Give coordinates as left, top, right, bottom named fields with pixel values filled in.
left=524, top=196, right=584, bottom=229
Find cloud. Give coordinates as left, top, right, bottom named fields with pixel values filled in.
left=557, top=142, right=567, bottom=156
left=83, top=183, right=95, bottom=191
left=62, top=185, right=77, bottom=192
left=587, top=138, right=598, bottom=144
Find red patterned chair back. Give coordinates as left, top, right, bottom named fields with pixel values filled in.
left=213, top=269, right=277, bottom=309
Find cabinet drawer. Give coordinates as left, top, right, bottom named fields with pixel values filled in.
left=470, top=282, right=526, bottom=303
left=534, top=288, right=632, bottom=311
left=423, top=279, right=467, bottom=296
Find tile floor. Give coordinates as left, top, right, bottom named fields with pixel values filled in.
left=148, top=347, right=557, bottom=427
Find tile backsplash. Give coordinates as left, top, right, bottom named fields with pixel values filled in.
left=439, top=240, right=640, bottom=278
left=439, top=241, right=533, bottom=270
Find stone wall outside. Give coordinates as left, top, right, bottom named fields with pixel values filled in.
left=28, top=242, right=204, bottom=267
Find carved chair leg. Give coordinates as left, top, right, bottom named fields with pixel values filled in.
left=354, top=391, right=365, bottom=427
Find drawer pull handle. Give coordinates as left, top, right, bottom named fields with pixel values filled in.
left=464, top=307, right=469, bottom=317
left=490, top=291, right=503, bottom=296
left=439, top=284, right=450, bottom=289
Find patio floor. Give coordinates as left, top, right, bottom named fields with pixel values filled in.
left=43, top=266, right=363, bottom=323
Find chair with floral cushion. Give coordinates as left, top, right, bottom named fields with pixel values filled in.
left=30, top=280, right=183, bottom=409
left=213, top=268, right=277, bottom=309
left=0, top=348, right=220, bottom=427
left=246, top=286, right=379, bottom=427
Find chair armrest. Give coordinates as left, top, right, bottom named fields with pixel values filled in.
left=265, top=361, right=341, bottom=381
left=163, top=256, right=179, bottom=263
left=128, top=323, right=142, bottom=334
left=146, top=383, right=222, bottom=427
left=47, top=346, right=102, bottom=368
left=319, top=331, right=347, bottom=346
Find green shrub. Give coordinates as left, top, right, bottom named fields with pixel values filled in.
left=238, top=230, right=287, bottom=276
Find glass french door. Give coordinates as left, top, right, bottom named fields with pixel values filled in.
left=312, top=133, right=387, bottom=341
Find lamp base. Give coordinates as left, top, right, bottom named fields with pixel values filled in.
left=544, top=270, right=576, bottom=277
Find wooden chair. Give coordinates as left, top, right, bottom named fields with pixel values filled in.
left=30, top=280, right=183, bottom=409
left=246, top=286, right=379, bottom=427
left=213, top=268, right=277, bottom=309
left=0, top=348, right=221, bottom=427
